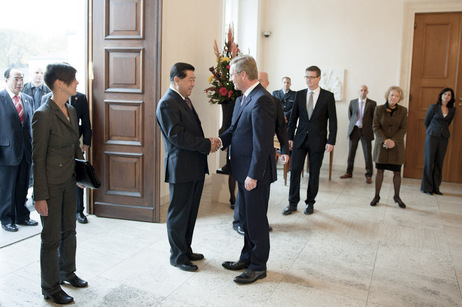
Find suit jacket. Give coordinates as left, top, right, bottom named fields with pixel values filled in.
left=273, top=89, right=296, bottom=119
left=220, top=84, right=276, bottom=184
left=42, top=92, right=92, bottom=146
left=287, top=88, right=337, bottom=152
left=347, top=98, right=376, bottom=141
left=372, top=104, right=407, bottom=165
left=424, top=104, right=456, bottom=139
left=32, top=98, right=84, bottom=201
left=156, top=88, right=210, bottom=184
left=274, top=97, right=289, bottom=154
left=0, top=90, right=33, bottom=166
left=22, top=82, right=51, bottom=111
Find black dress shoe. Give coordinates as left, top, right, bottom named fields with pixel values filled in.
left=16, top=219, right=38, bottom=226
left=393, top=196, right=406, bottom=209
left=187, top=252, right=204, bottom=261
left=282, top=205, right=297, bottom=215
left=174, top=261, right=198, bottom=272
left=61, top=275, right=88, bottom=287
left=304, top=204, right=314, bottom=215
left=233, top=269, right=267, bottom=284
left=222, top=260, right=249, bottom=270
left=44, top=289, right=74, bottom=304
left=269, top=226, right=273, bottom=232
left=76, top=213, right=88, bottom=224
left=233, top=225, right=244, bottom=235
left=2, top=223, right=18, bottom=232
left=370, top=195, right=380, bottom=206
left=433, top=190, right=443, bottom=195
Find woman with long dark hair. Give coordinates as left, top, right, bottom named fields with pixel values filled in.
left=421, top=88, right=456, bottom=195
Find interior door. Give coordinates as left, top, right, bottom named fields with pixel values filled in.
left=91, top=0, right=162, bottom=222
left=404, top=12, right=462, bottom=183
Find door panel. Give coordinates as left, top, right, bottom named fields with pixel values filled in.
left=91, top=0, right=162, bottom=222
left=405, top=12, right=462, bottom=183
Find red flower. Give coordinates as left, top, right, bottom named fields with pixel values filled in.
left=219, top=87, right=228, bottom=96
left=228, top=90, right=233, bottom=98
left=226, top=65, right=230, bottom=69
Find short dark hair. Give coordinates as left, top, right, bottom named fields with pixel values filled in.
left=305, top=66, right=321, bottom=77
left=3, top=68, right=12, bottom=79
left=170, top=62, right=195, bottom=82
left=437, top=87, right=455, bottom=108
left=44, top=63, right=77, bottom=90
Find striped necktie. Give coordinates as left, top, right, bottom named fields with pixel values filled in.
left=13, top=95, right=24, bottom=123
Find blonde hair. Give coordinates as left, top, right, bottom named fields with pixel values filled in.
left=384, top=86, right=404, bottom=102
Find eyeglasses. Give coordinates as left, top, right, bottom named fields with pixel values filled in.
left=304, top=76, right=319, bottom=80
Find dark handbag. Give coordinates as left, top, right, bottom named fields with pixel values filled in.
left=75, top=159, right=101, bottom=189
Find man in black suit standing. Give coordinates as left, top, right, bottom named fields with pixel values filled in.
left=42, top=91, right=92, bottom=223
left=272, top=76, right=296, bottom=122
left=0, top=68, right=38, bottom=232
left=340, top=85, right=376, bottom=183
left=283, top=66, right=337, bottom=216
left=220, top=55, right=277, bottom=284
left=156, top=62, right=220, bottom=272
left=22, top=66, right=51, bottom=111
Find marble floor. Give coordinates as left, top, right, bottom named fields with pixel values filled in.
left=1, top=165, right=462, bottom=306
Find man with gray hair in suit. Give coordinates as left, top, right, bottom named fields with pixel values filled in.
left=340, top=85, right=376, bottom=183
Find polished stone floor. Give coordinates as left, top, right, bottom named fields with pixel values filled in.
left=1, top=166, right=462, bottom=306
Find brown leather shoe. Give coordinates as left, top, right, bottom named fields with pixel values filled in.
left=366, top=177, right=372, bottom=184
left=340, top=173, right=352, bottom=179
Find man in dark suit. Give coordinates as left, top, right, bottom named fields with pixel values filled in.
left=22, top=67, right=51, bottom=111
left=272, top=76, right=296, bottom=121
left=283, top=66, right=337, bottom=216
left=220, top=55, right=277, bottom=284
left=0, top=68, right=38, bottom=232
left=42, top=91, right=92, bottom=223
left=231, top=71, right=289, bottom=235
left=156, top=62, right=220, bottom=272
left=340, top=85, right=376, bottom=183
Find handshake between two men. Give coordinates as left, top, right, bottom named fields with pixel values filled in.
left=209, top=137, right=222, bottom=153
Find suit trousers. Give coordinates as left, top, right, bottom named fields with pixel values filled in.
left=167, top=179, right=204, bottom=265
left=289, top=143, right=324, bottom=206
left=237, top=180, right=270, bottom=271
left=76, top=186, right=84, bottom=213
left=0, top=155, right=31, bottom=225
left=421, top=135, right=449, bottom=193
left=39, top=177, right=77, bottom=295
left=347, top=126, right=373, bottom=177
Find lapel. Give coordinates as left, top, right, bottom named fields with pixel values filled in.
left=49, top=99, right=75, bottom=130
left=170, top=89, right=201, bottom=125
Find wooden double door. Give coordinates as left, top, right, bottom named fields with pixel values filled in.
left=90, top=0, right=162, bottom=222
left=405, top=12, right=462, bottom=183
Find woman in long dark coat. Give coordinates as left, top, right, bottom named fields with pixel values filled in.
left=421, top=88, right=456, bottom=195
left=370, top=86, right=408, bottom=208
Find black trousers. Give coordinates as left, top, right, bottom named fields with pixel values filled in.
left=0, top=156, right=31, bottom=225
left=346, top=126, right=373, bottom=177
left=167, top=179, right=204, bottom=266
left=76, top=186, right=84, bottom=213
left=237, top=180, right=270, bottom=271
left=421, top=135, right=449, bottom=192
left=289, top=141, right=324, bottom=206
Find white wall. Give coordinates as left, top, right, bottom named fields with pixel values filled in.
left=259, top=0, right=462, bottom=170
left=159, top=0, right=223, bottom=201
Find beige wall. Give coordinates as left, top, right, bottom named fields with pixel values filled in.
left=259, top=0, right=462, bottom=169
left=159, top=0, right=223, bottom=201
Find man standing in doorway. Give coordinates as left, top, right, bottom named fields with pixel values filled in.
left=156, top=62, right=220, bottom=272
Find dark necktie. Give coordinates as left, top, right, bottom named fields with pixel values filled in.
left=240, top=95, right=246, bottom=106
left=13, top=95, right=24, bottom=123
left=33, top=86, right=40, bottom=108
left=185, top=97, right=192, bottom=110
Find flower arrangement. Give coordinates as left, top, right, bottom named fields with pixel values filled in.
left=205, top=26, right=241, bottom=104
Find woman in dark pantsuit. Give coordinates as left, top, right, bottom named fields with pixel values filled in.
left=421, top=88, right=456, bottom=195
left=370, top=86, right=408, bottom=208
left=32, top=63, right=87, bottom=305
